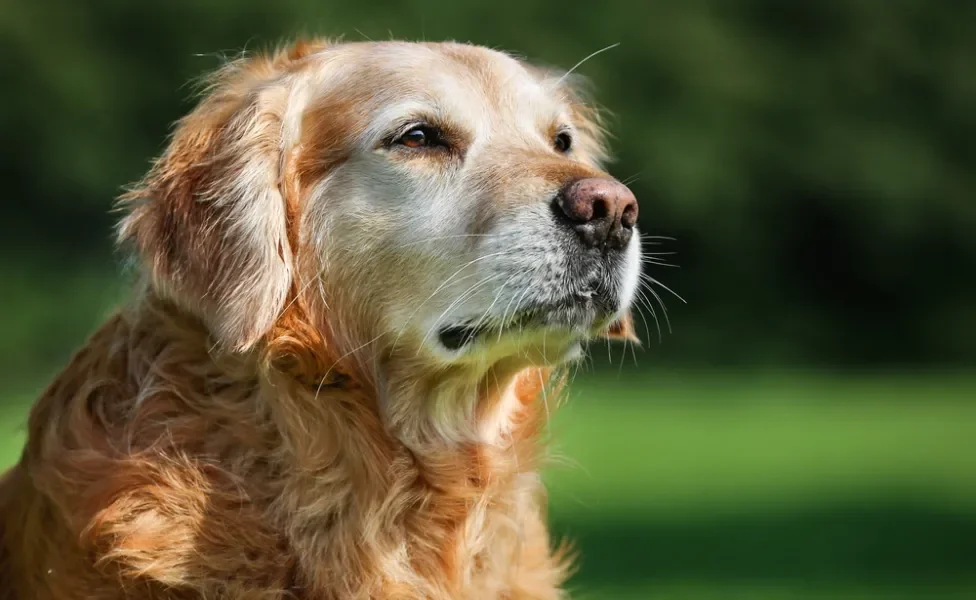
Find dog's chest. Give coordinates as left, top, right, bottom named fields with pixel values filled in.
left=280, top=471, right=554, bottom=600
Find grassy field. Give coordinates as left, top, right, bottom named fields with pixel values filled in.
left=2, top=370, right=974, bottom=599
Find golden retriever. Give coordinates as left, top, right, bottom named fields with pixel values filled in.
left=0, top=38, right=641, bottom=599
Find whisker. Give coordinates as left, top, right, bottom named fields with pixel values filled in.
left=498, top=279, right=536, bottom=342
left=538, top=369, right=551, bottom=425
left=634, top=287, right=662, bottom=341
left=638, top=281, right=672, bottom=336
left=280, top=261, right=332, bottom=315
left=421, top=249, right=516, bottom=306
left=639, top=234, right=677, bottom=244
left=644, top=255, right=679, bottom=269
left=396, top=248, right=521, bottom=347
left=469, top=271, right=525, bottom=333
left=630, top=291, right=655, bottom=343
left=393, top=233, right=504, bottom=249
left=418, top=273, right=505, bottom=350
left=390, top=270, right=485, bottom=352
left=650, top=287, right=672, bottom=335
left=556, top=43, right=621, bottom=85
left=639, top=273, right=687, bottom=304
left=617, top=337, right=629, bottom=377
left=567, top=361, right=581, bottom=391
left=315, top=330, right=389, bottom=403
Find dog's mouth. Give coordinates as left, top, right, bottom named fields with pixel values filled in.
left=436, top=316, right=538, bottom=352
left=436, top=291, right=615, bottom=352
left=437, top=325, right=483, bottom=351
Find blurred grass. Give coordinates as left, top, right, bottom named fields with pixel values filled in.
left=545, top=371, right=976, bottom=599
left=2, top=370, right=974, bottom=598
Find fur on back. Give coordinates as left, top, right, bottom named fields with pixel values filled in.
left=0, top=38, right=639, bottom=599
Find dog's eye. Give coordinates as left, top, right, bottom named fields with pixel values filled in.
left=396, top=126, right=441, bottom=149
left=554, top=132, right=573, bottom=153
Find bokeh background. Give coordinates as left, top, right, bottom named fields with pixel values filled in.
left=2, top=1, right=974, bottom=598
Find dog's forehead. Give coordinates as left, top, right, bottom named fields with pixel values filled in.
left=433, top=43, right=564, bottom=123
left=307, top=42, right=564, bottom=130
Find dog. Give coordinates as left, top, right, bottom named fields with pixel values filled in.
left=0, top=38, right=641, bottom=599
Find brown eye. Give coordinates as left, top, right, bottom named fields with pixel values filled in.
left=396, top=125, right=442, bottom=149
left=554, top=131, right=572, bottom=153
left=400, top=128, right=428, bottom=148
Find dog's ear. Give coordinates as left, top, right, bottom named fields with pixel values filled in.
left=600, top=311, right=640, bottom=344
left=118, top=58, right=296, bottom=352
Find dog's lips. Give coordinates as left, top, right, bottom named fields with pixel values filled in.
left=437, top=325, right=482, bottom=351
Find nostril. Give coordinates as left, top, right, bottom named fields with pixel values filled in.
left=621, top=203, right=638, bottom=229
left=591, top=196, right=610, bottom=222
left=554, top=184, right=594, bottom=223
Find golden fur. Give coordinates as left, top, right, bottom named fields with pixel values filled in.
left=0, top=38, right=638, bottom=599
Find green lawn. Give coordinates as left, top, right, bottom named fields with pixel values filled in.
left=3, top=371, right=975, bottom=599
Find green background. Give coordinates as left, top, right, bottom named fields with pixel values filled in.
left=1, top=1, right=974, bottom=598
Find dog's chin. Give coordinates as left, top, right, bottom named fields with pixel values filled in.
left=430, top=294, right=620, bottom=367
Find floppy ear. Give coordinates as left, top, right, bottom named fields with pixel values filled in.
left=118, top=59, right=294, bottom=352
left=600, top=311, right=640, bottom=344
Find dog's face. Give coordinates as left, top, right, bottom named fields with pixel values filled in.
left=121, top=41, right=640, bottom=370
left=299, top=42, right=641, bottom=365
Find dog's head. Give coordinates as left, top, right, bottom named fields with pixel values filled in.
left=119, top=40, right=641, bottom=376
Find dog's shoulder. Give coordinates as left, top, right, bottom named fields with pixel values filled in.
left=7, top=312, right=297, bottom=598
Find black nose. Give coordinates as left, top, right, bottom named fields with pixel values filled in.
left=553, top=178, right=639, bottom=251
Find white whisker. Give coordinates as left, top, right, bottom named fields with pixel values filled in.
left=393, top=233, right=504, bottom=249
left=390, top=270, right=484, bottom=351
left=556, top=43, right=621, bottom=85
left=418, top=273, right=505, bottom=350
left=640, top=286, right=666, bottom=338
left=498, top=279, right=536, bottom=342
left=639, top=273, right=687, bottom=304
left=633, top=287, right=661, bottom=341
left=314, top=330, right=389, bottom=403
left=392, top=247, right=521, bottom=350
left=469, top=271, right=525, bottom=333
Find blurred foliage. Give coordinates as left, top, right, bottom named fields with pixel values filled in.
left=2, top=0, right=975, bottom=386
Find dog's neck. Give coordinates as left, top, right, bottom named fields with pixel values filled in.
left=379, top=356, right=549, bottom=446
left=262, top=338, right=552, bottom=475
left=248, top=306, right=558, bottom=595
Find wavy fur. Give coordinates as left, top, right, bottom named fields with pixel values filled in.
left=0, top=38, right=636, bottom=599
